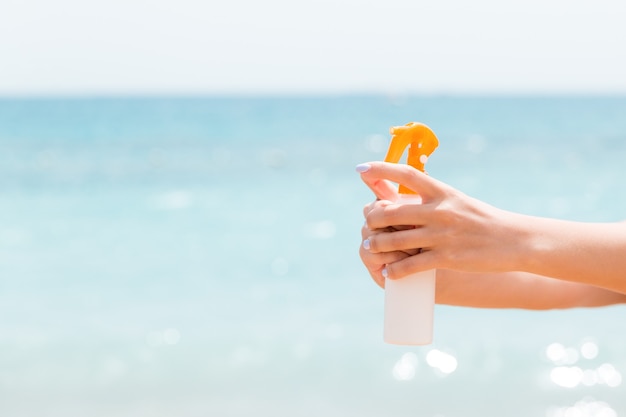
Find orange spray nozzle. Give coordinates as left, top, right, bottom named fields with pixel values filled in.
left=384, top=122, right=439, bottom=195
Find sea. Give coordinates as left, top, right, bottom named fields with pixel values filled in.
left=1, top=96, right=626, bottom=417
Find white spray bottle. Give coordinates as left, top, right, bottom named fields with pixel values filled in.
left=382, top=122, right=439, bottom=345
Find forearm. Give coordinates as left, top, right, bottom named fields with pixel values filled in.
left=436, top=269, right=626, bottom=310
left=511, top=214, right=626, bottom=295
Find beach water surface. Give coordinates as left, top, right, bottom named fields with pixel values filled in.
left=1, top=96, right=626, bottom=416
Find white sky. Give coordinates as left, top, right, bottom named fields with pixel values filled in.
left=1, top=0, right=626, bottom=95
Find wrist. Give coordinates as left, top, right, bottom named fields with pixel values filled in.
left=499, top=210, right=543, bottom=273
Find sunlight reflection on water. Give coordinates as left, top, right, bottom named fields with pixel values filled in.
left=392, top=348, right=458, bottom=381
left=544, top=340, right=622, bottom=389
left=544, top=339, right=622, bottom=417
left=546, top=399, right=617, bottom=417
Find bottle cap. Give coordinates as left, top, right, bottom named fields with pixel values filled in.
left=384, top=122, right=439, bottom=194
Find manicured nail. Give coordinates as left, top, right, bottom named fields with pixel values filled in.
left=381, top=267, right=389, bottom=279
left=362, top=238, right=371, bottom=250
left=355, top=163, right=371, bottom=173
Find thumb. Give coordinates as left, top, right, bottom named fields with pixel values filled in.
left=364, top=177, right=398, bottom=201
left=357, top=161, right=439, bottom=200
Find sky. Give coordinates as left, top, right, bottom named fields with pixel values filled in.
left=1, top=0, right=626, bottom=95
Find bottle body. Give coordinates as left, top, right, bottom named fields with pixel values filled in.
left=383, top=195, right=436, bottom=345
left=383, top=269, right=436, bottom=345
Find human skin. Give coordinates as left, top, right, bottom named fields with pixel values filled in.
left=357, top=161, right=626, bottom=309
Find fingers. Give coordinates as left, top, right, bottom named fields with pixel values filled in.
left=365, top=201, right=430, bottom=230
left=360, top=247, right=413, bottom=270
left=383, top=250, right=437, bottom=280
left=359, top=245, right=412, bottom=288
left=357, top=162, right=445, bottom=286
left=357, top=161, right=442, bottom=201
left=363, top=228, right=429, bottom=254
left=361, top=219, right=436, bottom=282
left=361, top=220, right=416, bottom=288
left=361, top=233, right=437, bottom=284
left=362, top=199, right=394, bottom=219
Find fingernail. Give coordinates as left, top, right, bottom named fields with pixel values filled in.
left=355, top=163, right=371, bottom=173
left=362, top=238, right=371, bottom=250
left=381, top=267, right=389, bottom=279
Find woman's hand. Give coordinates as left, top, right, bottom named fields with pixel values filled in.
left=356, top=162, right=626, bottom=307
left=357, top=162, right=528, bottom=280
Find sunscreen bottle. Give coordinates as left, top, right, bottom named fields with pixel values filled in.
left=382, top=122, right=439, bottom=345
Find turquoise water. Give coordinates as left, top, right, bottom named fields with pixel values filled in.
left=1, top=96, right=626, bottom=416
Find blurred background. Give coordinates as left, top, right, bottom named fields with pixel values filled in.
left=2, top=1, right=626, bottom=416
